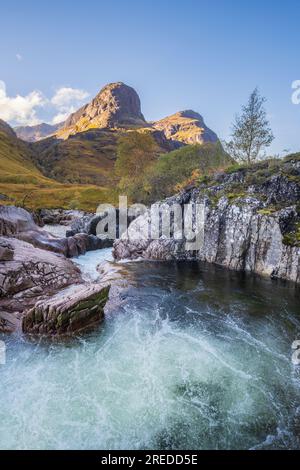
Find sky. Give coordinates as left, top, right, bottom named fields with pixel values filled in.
left=0, top=0, right=300, bottom=154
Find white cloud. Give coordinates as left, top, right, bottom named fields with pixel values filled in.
left=52, top=110, right=74, bottom=125
left=0, top=81, right=89, bottom=126
left=51, top=87, right=89, bottom=124
left=51, top=87, right=89, bottom=108
left=0, top=80, right=46, bottom=126
left=16, top=53, right=23, bottom=61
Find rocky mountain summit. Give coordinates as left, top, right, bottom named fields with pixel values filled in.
left=59, top=82, right=147, bottom=138
left=153, top=110, right=218, bottom=145
left=113, top=154, right=300, bottom=284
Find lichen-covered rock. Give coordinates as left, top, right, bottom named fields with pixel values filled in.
left=113, top=156, right=300, bottom=283
left=23, top=284, right=110, bottom=335
left=0, top=236, right=82, bottom=332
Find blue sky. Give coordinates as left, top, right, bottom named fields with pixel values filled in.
left=0, top=0, right=299, bottom=154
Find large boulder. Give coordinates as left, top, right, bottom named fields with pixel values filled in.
left=23, top=283, right=110, bottom=335
left=0, top=236, right=82, bottom=332
left=67, top=208, right=141, bottom=240
left=38, top=208, right=89, bottom=225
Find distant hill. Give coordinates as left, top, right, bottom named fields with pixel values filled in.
left=152, top=110, right=218, bottom=145
left=15, top=122, right=64, bottom=142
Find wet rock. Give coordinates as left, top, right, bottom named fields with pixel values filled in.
left=67, top=208, right=140, bottom=239
left=0, top=236, right=82, bottom=332
left=0, top=205, right=37, bottom=236
left=23, top=283, right=110, bottom=335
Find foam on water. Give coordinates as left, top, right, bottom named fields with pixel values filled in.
left=0, top=252, right=299, bottom=450
left=73, top=248, right=113, bottom=281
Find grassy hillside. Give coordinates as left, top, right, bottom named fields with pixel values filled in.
left=32, top=129, right=120, bottom=185
left=0, top=128, right=45, bottom=184
left=31, top=127, right=175, bottom=186
left=0, top=127, right=118, bottom=211
left=138, top=142, right=233, bottom=203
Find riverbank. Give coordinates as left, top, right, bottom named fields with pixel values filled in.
left=0, top=252, right=299, bottom=449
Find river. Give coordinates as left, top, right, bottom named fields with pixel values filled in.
left=0, top=242, right=299, bottom=450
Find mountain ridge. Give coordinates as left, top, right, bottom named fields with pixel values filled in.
left=13, top=82, right=219, bottom=147
left=15, top=122, right=64, bottom=142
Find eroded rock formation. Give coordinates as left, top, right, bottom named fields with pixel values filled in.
left=113, top=156, right=300, bottom=283
left=0, top=205, right=108, bottom=257
left=23, top=283, right=110, bottom=335
left=0, top=205, right=112, bottom=334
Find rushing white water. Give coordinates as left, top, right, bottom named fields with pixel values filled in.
left=73, top=248, right=113, bottom=281
left=0, top=249, right=299, bottom=450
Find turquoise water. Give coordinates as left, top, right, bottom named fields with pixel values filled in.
left=0, top=252, right=299, bottom=450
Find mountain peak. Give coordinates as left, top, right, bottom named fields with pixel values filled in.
left=61, top=82, right=146, bottom=136
left=153, top=110, right=218, bottom=145
left=179, top=110, right=204, bottom=121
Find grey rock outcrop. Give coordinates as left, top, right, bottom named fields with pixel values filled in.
left=38, top=208, right=88, bottom=226
left=0, top=234, right=112, bottom=334
left=113, top=156, right=300, bottom=283
left=23, top=283, right=110, bottom=335
left=0, top=236, right=82, bottom=332
left=0, top=240, right=14, bottom=261
left=67, top=208, right=141, bottom=241
left=0, top=205, right=108, bottom=257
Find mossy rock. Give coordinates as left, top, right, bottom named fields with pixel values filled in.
left=282, top=222, right=300, bottom=248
